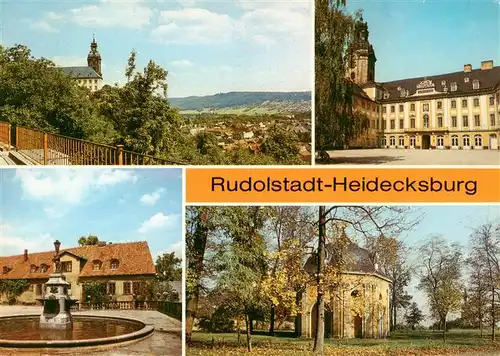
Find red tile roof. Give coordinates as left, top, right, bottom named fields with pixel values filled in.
left=0, top=241, right=156, bottom=280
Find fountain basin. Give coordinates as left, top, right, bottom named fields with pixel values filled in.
left=0, top=314, right=154, bottom=348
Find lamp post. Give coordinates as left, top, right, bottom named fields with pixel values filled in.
left=53, top=240, right=62, bottom=274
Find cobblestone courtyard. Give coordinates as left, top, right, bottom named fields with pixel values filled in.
left=0, top=306, right=181, bottom=355
left=321, top=149, right=500, bottom=165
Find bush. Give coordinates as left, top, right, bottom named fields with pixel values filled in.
left=198, top=306, right=235, bottom=333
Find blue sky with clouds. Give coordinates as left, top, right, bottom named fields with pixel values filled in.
left=0, top=168, right=183, bottom=262
left=346, top=0, right=499, bottom=82
left=1, top=0, right=312, bottom=97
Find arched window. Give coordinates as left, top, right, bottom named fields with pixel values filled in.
left=410, top=136, right=416, bottom=147
left=463, top=135, right=470, bottom=147
left=423, top=114, right=429, bottom=128
left=40, top=264, right=48, bottom=273
left=389, top=136, right=395, bottom=146
left=381, top=137, right=386, bottom=147
left=110, top=259, right=119, bottom=270
left=30, top=265, right=37, bottom=273
left=437, top=135, right=444, bottom=147
left=474, top=134, right=482, bottom=147
left=379, top=293, right=382, bottom=300
left=398, top=136, right=404, bottom=146
left=92, top=260, right=102, bottom=271
left=451, top=135, right=458, bottom=147
left=3, top=266, right=10, bottom=274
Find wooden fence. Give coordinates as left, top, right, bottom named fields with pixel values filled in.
left=0, top=122, right=184, bottom=165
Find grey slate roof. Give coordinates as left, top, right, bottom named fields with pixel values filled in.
left=378, top=65, right=500, bottom=102
left=60, top=66, right=101, bottom=79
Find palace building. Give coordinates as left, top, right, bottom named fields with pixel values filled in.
left=60, top=36, right=103, bottom=93
left=297, top=239, right=391, bottom=339
left=0, top=241, right=156, bottom=304
left=347, top=17, right=500, bottom=150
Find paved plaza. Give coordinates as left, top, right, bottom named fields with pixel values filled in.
left=0, top=306, right=181, bottom=355
left=320, top=149, right=500, bottom=165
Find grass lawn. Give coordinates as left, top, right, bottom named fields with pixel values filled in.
left=187, top=329, right=500, bottom=355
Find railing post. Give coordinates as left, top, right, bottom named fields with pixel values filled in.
left=15, top=126, right=19, bottom=150
left=43, top=133, right=48, bottom=165
left=116, top=145, right=123, bottom=165
left=7, top=124, right=11, bottom=151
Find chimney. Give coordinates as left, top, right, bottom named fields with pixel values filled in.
left=481, top=60, right=493, bottom=70
left=24, top=249, right=28, bottom=261
left=464, top=64, right=472, bottom=73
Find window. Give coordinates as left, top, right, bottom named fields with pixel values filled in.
left=391, top=106, right=395, bottom=113
left=94, top=79, right=97, bottom=84
left=437, top=101, right=442, bottom=109
left=472, top=80, right=479, bottom=89
left=451, top=82, right=457, bottom=91
left=451, top=135, right=458, bottom=146
left=423, top=104, right=429, bottom=112
left=423, top=114, right=429, bottom=128
left=94, top=86, right=97, bottom=91
left=2, top=266, right=10, bottom=274
left=110, top=259, right=119, bottom=270
left=437, top=116, right=443, bottom=128
left=410, top=136, right=416, bottom=146
left=451, top=100, right=456, bottom=108
left=452, top=116, right=457, bottom=127
left=36, top=284, right=42, bottom=296
left=437, top=135, right=444, bottom=146
left=474, top=134, right=482, bottom=147
left=361, top=101, right=365, bottom=109
left=399, top=104, right=404, bottom=112
left=93, top=260, right=102, bottom=271
left=376, top=106, right=380, bottom=113
left=351, top=290, right=360, bottom=298
left=464, top=77, right=470, bottom=83
left=61, top=261, right=72, bottom=273
left=30, top=265, right=37, bottom=273
left=490, top=96, right=495, bottom=106
left=410, top=117, right=416, bottom=128
left=382, top=106, right=386, bottom=114
left=398, top=136, right=404, bottom=146
left=382, top=121, right=386, bottom=130
left=463, top=135, right=470, bottom=146
left=381, top=137, right=386, bottom=146
left=399, top=119, right=404, bottom=129
left=462, top=99, right=468, bottom=108
left=463, top=115, right=469, bottom=127
left=108, top=282, right=116, bottom=295
left=390, top=120, right=395, bottom=130
left=376, top=120, right=379, bottom=129
left=123, top=282, right=131, bottom=295
left=410, top=103, right=415, bottom=111
left=474, top=115, right=480, bottom=127
left=491, top=114, right=496, bottom=126
left=40, top=264, right=47, bottom=273
left=473, top=98, right=480, bottom=107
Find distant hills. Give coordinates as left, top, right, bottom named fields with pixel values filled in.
left=169, top=91, right=311, bottom=115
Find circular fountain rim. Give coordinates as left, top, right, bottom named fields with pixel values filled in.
left=0, top=314, right=154, bottom=348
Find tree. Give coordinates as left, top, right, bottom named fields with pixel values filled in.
left=405, top=302, right=424, bottom=330
left=155, top=252, right=182, bottom=281
left=78, top=234, right=100, bottom=246
left=315, top=0, right=369, bottom=157
left=260, top=126, right=302, bottom=164
left=418, top=236, right=463, bottom=342
left=313, top=206, right=419, bottom=353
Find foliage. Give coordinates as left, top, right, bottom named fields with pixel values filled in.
left=260, top=126, right=302, bottom=164
left=82, top=281, right=109, bottom=304
left=405, top=302, right=425, bottom=330
left=198, top=305, right=236, bottom=333
left=78, top=234, right=100, bottom=246
left=156, top=252, right=182, bottom=281
left=0, top=279, right=29, bottom=303
left=143, top=280, right=179, bottom=301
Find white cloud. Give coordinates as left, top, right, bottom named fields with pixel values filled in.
left=15, top=169, right=137, bottom=218
left=0, top=233, right=54, bottom=257
left=46, top=11, right=63, bottom=20
left=51, top=56, right=86, bottom=67
left=140, top=188, right=166, bottom=206
left=137, top=212, right=178, bottom=234
left=152, top=9, right=234, bottom=44
left=29, top=20, right=59, bottom=33
left=158, top=240, right=183, bottom=259
left=170, top=60, right=194, bottom=68
left=50, top=0, right=153, bottom=29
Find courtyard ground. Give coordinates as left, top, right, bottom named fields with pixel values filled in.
left=188, top=330, right=500, bottom=355
left=319, top=149, right=500, bottom=165
left=0, top=305, right=181, bottom=355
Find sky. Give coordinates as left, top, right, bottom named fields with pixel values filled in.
left=346, top=0, right=500, bottom=82
left=1, top=0, right=313, bottom=97
left=0, top=168, right=183, bottom=262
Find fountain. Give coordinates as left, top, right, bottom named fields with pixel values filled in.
left=0, top=240, right=154, bottom=350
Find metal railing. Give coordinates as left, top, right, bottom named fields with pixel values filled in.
left=1, top=122, right=185, bottom=165
left=72, top=300, right=182, bottom=320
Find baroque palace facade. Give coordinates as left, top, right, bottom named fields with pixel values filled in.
left=348, top=18, right=500, bottom=150
left=60, top=36, right=103, bottom=93
left=0, top=241, right=156, bottom=304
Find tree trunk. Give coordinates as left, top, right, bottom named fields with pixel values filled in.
left=492, top=285, right=496, bottom=341
left=313, top=206, right=326, bottom=354
left=185, top=210, right=210, bottom=342
left=245, top=313, right=252, bottom=352
left=269, top=304, right=275, bottom=335
left=443, top=318, right=447, bottom=343
left=237, top=319, right=241, bottom=344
